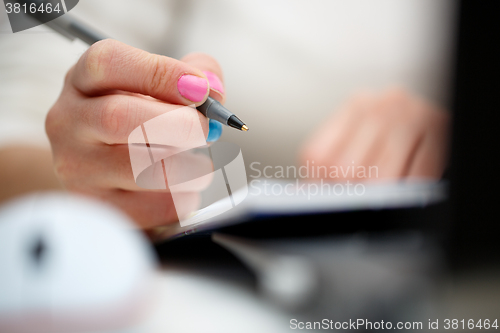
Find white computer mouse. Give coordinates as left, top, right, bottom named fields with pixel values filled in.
left=0, top=192, right=158, bottom=333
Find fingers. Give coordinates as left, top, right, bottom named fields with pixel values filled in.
left=300, top=91, right=385, bottom=181
left=133, top=149, right=214, bottom=192
left=70, top=39, right=210, bottom=105
left=343, top=89, right=419, bottom=180
left=406, top=108, right=450, bottom=178
left=180, top=53, right=226, bottom=104
left=57, top=142, right=213, bottom=194
left=300, top=93, right=372, bottom=165
left=77, top=94, right=209, bottom=145
left=373, top=94, right=427, bottom=179
left=100, top=189, right=200, bottom=229
left=300, top=88, right=450, bottom=181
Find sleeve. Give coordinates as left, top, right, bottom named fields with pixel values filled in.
left=0, top=30, right=88, bottom=148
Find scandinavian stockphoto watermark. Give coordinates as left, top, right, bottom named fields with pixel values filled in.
left=248, top=161, right=379, bottom=199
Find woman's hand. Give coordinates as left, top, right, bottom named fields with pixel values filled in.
left=300, top=88, right=450, bottom=182
left=46, top=39, right=226, bottom=229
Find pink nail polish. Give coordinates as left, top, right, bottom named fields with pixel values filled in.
left=203, top=71, right=225, bottom=94
left=177, top=75, right=208, bottom=102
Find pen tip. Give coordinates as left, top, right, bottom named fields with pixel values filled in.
left=227, top=115, right=248, bottom=131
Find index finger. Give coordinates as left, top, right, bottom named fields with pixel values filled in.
left=70, top=39, right=210, bottom=106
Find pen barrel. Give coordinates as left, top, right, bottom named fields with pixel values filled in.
left=46, top=15, right=107, bottom=44
left=196, top=97, right=232, bottom=125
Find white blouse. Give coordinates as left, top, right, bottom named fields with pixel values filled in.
left=0, top=0, right=455, bottom=168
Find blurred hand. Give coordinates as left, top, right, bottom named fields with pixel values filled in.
left=300, top=88, right=450, bottom=181
left=46, top=39, right=225, bottom=229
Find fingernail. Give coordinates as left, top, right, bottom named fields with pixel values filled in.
left=203, top=71, right=225, bottom=94
left=207, top=119, right=223, bottom=142
left=177, top=74, right=208, bottom=102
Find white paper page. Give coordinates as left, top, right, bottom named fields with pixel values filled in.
left=152, top=180, right=446, bottom=241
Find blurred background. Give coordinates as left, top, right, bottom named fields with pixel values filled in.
left=0, top=0, right=455, bottom=170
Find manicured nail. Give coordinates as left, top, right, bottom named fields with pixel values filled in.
left=203, top=71, right=225, bottom=94
left=207, top=119, right=223, bottom=142
left=177, top=74, right=208, bottom=102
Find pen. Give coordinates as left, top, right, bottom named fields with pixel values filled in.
left=18, top=1, right=249, bottom=131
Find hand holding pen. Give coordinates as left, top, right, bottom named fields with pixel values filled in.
left=46, top=39, right=231, bottom=228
